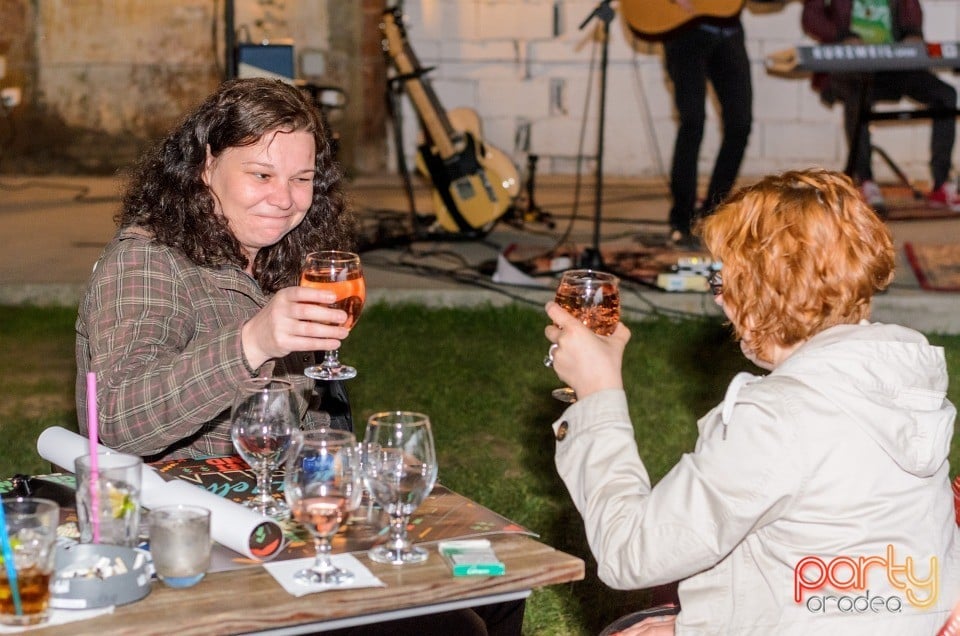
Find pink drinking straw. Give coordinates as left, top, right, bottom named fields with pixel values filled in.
left=86, top=371, right=101, bottom=543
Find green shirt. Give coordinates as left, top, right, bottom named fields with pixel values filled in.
left=851, top=0, right=894, bottom=44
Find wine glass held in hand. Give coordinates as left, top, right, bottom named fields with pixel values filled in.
left=547, top=269, right=621, bottom=403
left=300, top=250, right=366, bottom=381
left=284, top=429, right=363, bottom=586
left=361, top=411, right=438, bottom=566
left=230, top=378, right=299, bottom=520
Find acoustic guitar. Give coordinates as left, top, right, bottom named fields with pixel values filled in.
left=620, top=0, right=745, bottom=40
left=380, top=7, right=520, bottom=234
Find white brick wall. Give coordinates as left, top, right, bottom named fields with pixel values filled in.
left=388, top=0, right=960, bottom=184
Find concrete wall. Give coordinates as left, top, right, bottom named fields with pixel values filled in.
left=390, top=0, right=960, bottom=184
left=0, top=0, right=371, bottom=174
left=1, top=0, right=959, bottom=183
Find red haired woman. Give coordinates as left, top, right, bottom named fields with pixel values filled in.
left=545, top=169, right=960, bottom=634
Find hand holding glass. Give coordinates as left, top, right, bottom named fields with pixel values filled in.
left=284, top=429, right=363, bottom=585
left=231, top=378, right=298, bottom=520
left=546, top=269, right=621, bottom=403
left=361, top=411, right=438, bottom=565
left=300, top=250, right=366, bottom=381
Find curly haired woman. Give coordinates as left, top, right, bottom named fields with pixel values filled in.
left=77, top=78, right=356, bottom=460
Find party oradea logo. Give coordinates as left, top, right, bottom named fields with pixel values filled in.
left=794, top=545, right=938, bottom=614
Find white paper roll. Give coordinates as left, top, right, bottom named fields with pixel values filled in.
left=36, top=427, right=283, bottom=561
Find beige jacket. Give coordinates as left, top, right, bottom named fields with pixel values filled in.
left=554, top=322, right=960, bottom=634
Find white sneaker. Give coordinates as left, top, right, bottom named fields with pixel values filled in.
left=858, top=180, right=886, bottom=211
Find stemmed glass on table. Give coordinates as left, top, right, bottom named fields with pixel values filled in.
left=300, top=250, right=366, bottom=381
left=544, top=269, right=621, bottom=403
left=284, top=428, right=363, bottom=585
left=360, top=411, right=438, bottom=565
left=230, top=377, right=298, bottom=520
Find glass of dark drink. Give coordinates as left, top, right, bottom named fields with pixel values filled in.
left=300, top=251, right=366, bottom=381
left=0, top=498, right=59, bottom=627
left=549, top=269, right=621, bottom=403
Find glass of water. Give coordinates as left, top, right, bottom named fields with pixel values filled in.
left=148, top=505, right=212, bottom=589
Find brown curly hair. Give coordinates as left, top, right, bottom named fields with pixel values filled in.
left=697, top=168, right=895, bottom=363
left=118, top=78, right=356, bottom=293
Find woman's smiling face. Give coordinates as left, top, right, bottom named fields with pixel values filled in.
left=203, top=128, right=316, bottom=271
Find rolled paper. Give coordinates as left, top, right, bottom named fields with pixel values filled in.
left=36, top=427, right=283, bottom=561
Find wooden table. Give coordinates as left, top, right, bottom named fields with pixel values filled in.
left=3, top=466, right=584, bottom=635
left=33, top=533, right=583, bottom=635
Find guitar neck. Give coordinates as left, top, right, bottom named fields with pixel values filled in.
left=383, top=23, right=458, bottom=158
left=404, top=79, right=458, bottom=158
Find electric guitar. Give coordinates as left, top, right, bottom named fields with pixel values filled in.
left=620, top=0, right=745, bottom=40
left=380, top=7, right=520, bottom=233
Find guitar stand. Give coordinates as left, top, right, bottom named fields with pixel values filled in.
left=504, top=154, right=556, bottom=229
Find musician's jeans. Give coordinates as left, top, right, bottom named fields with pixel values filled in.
left=830, top=70, right=957, bottom=189
left=664, top=24, right=752, bottom=235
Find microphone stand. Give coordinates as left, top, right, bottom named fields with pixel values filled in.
left=578, top=0, right=614, bottom=270
left=224, top=0, right=236, bottom=80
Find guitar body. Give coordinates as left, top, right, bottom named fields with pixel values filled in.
left=414, top=107, right=520, bottom=233
left=621, top=0, right=745, bottom=40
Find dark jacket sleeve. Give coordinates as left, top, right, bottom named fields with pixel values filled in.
left=315, top=380, right=354, bottom=432
left=894, top=0, right=924, bottom=41
left=802, top=0, right=854, bottom=43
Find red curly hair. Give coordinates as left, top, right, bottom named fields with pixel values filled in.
left=697, top=169, right=895, bottom=364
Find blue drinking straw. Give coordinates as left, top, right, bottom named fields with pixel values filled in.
left=0, top=501, right=24, bottom=616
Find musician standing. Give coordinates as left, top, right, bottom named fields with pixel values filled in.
left=662, top=0, right=753, bottom=248
left=802, top=0, right=960, bottom=212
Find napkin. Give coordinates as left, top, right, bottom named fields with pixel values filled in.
left=0, top=607, right=114, bottom=633
left=263, top=554, right=385, bottom=597
left=36, top=427, right=284, bottom=561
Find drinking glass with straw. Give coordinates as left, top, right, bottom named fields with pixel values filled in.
left=0, top=498, right=59, bottom=627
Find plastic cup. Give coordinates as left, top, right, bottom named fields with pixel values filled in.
left=75, top=452, right=142, bottom=547
left=149, top=506, right=211, bottom=589
left=0, top=498, right=59, bottom=627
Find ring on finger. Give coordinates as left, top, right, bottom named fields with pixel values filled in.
left=543, top=343, right=559, bottom=368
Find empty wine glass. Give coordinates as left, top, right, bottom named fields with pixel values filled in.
left=361, top=411, right=438, bottom=565
left=300, top=250, right=366, bottom=381
left=544, top=269, right=621, bottom=403
left=285, top=428, right=363, bottom=586
left=230, top=378, right=298, bottom=520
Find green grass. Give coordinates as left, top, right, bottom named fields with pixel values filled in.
left=4, top=303, right=960, bottom=634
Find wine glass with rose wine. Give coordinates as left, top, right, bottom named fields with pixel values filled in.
left=360, top=411, right=438, bottom=565
left=230, top=377, right=298, bottom=520
left=548, top=269, right=621, bottom=403
left=284, top=428, right=363, bottom=586
left=300, top=250, right=366, bottom=381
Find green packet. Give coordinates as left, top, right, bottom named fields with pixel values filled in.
left=438, top=539, right=506, bottom=577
